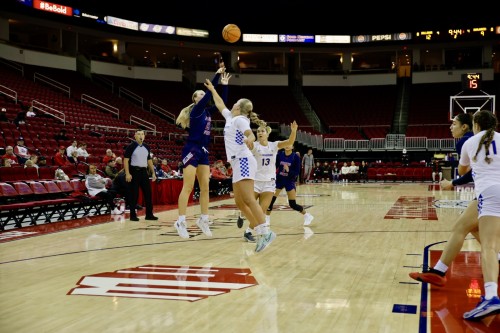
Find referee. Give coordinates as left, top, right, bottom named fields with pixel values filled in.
left=123, top=130, right=158, bottom=221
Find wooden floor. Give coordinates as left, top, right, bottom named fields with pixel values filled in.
left=1, top=181, right=499, bottom=333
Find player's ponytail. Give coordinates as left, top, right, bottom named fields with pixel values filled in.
left=472, top=110, right=497, bottom=164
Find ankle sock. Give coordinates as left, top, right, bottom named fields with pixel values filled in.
left=429, top=268, right=446, bottom=277
left=254, top=223, right=269, bottom=235
left=484, top=282, right=498, bottom=300
left=433, top=260, right=448, bottom=275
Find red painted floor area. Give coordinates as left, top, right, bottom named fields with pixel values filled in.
left=429, top=251, right=500, bottom=333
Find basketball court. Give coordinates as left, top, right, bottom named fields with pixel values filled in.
left=1, top=181, right=498, bottom=332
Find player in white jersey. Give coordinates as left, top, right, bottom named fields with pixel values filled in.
left=459, top=110, right=500, bottom=321
left=205, top=77, right=276, bottom=253
left=234, top=121, right=298, bottom=242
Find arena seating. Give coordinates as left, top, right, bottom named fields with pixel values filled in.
left=0, top=179, right=109, bottom=230
left=365, top=164, right=432, bottom=183
left=303, top=85, right=397, bottom=128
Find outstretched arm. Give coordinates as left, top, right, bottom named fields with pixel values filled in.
left=277, top=120, right=298, bottom=149
left=211, top=64, right=226, bottom=85
left=204, top=79, right=226, bottom=112
left=220, top=72, right=231, bottom=103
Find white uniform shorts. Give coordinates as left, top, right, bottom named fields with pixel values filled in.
left=477, top=184, right=500, bottom=218
left=254, top=179, right=276, bottom=194
left=231, top=156, right=256, bottom=183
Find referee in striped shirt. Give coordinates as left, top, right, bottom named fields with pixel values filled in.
left=124, top=130, right=158, bottom=222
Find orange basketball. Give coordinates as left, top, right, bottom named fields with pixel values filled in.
left=222, top=24, right=241, bottom=43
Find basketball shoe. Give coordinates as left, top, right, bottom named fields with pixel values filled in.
left=409, top=267, right=446, bottom=287
left=174, top=219, right=189, bottom=239
left=255, top=231, right=276, bottom=253
left=463, top=296, right=500, bottom=321
left=304, top=212, right=314, bottom=226
left=237, top=215, right=244, bottom=228
left=196, top=217, right=212, bottom=237
left=243, top=231, right=255, bottom=243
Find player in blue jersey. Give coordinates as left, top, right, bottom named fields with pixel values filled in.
left=205, top=76, right=276, bottom=252
left=173, top=64, right=227, bottom=239
left=266, top=145, right=314, bottom=226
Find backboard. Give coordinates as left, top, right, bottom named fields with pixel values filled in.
left=449, top=90, right=495, bottom=120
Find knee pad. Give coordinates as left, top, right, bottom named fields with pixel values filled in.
left=267, top=196, right=277, bottom=212
left=288, top=200, right=303, bottom=212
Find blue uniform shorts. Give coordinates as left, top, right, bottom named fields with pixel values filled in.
left=275, top=177, right=296, bottom=192
left=181, top=143, right=209, bottom=168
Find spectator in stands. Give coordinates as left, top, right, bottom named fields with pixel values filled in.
left=54, top=146, right=72, bottom=167
left=160, top=158, right=173, bottom=177
left=2, top=146, right=19, bottom=165
left=348, top=160, right=359, bottom=182
left=13, top=111, right=26, bottom=126
left=401, top=149, right=409, bottom=166
left=26, top=106, right=36, bottom=117
left=77, top=142, right=90, bottom=160
left=24, top=159, right=35, bottom=168
left=123, top=129, right=158, bottom=222
left=105, top=158, right=118, bottom=180
left=302, top=148, right=314, bottom=183
left=151, top=156, right=166, bottom=178
left=66, top=140, right=78, bottom=158
left=331, top=163, right=340, bottom=182
left=0, top=107, right=8, bottom=122
left=54, top=129, right=69, bottom=143
left=114, top=156, right=123, bottom=171
left=38, top=156, right=48, bottom=167
left=2, top=158, right=12, bottom=167
left=55, top=167, right=70, bottom=180
left=102, top=149, right=116, bottom=164
left=432, top=159, right=443, bottom=183
left=85, top=164, right=119, bottom=214
left=210, top=160, right=229, bottom=180
left=322, top=161, right=332, bottom=182
left=68, top=150, right=79, bottom=164
left=176, top=161, right=183, bottom=176
left=340, top=162, right=350, bottom=183
left=29, top=155, right=39, bottom=169
left=312, top=161, right=323, bottom=183
left=14, top=137, right=31, bottom=164
left=210, top=160, right=232, bottom=195
left=358, top=161, right=368, bottom=183
left=225, top=162, right=233, bottom=177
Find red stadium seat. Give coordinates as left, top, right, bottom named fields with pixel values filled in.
left=24, top=167, right=39, bottom=181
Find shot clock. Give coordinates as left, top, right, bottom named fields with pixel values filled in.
left=461, top=73, right=482, bottom=91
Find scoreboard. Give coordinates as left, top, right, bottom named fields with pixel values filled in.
left=415, top=26, right=499, bottom=42
left=461, top=73, right=482, bottom=91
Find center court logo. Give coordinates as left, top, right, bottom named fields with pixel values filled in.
left=68, top=265, right=258, bottom=302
